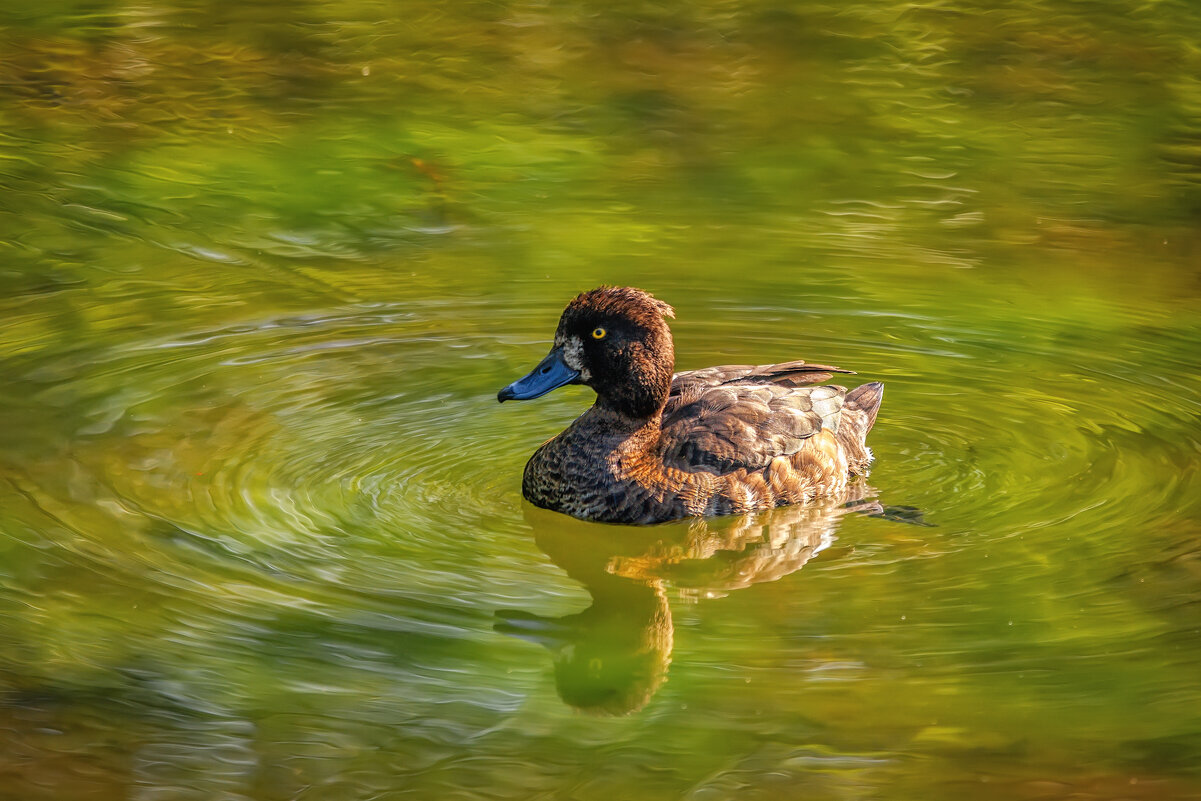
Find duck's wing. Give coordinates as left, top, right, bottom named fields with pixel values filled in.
left=666, top=360, right=852, bottom=415
left=660, top=379, right=847, bottom=475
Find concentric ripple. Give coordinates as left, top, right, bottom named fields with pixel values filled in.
left=789, top=304, right=1201, bottom=565
left=5, top=288, right=1198, bottom=608
left=1, top=299, right=574, bottom=629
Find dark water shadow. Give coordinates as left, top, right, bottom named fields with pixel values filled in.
left=496, top=488, right=908, bottom=715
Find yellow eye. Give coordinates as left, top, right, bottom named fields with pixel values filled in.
left=591, top=327, right=607, bottom=340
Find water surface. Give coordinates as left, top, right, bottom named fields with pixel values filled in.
left=2, top=1, right=1200, bottom=799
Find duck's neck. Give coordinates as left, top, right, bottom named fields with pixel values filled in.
left=596, top=395, right=665, bottom=424
left=594, top=366, right=671, bottom=422
left=585, top=401, right=663, bottom=437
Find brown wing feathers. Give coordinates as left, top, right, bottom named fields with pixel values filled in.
left=666, top=360, right=853, bottom=415
left=661, top=378, right=847, bottom=475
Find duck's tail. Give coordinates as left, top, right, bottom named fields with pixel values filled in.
left=840, top=381, right=883, bottom=476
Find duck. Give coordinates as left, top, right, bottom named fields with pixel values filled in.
left=497, top=286, right=883, bottom=525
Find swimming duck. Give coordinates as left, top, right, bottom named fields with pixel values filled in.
left=498, top=286, right=883, bottom=525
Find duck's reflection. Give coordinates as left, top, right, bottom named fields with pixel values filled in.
left=497, top=491, right=889, bottom=715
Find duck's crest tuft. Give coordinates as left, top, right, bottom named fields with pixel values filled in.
left=569, top=286, right=675, bottom=322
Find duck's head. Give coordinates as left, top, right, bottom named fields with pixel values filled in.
left=498, top=286, right=676, bottom=419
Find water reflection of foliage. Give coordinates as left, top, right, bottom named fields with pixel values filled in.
left=1, top=0, right=1199, bottom=270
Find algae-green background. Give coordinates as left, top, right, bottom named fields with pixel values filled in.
left=2, top=2, right=1200, bottom=799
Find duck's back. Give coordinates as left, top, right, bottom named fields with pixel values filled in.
left=665, top=359, right=849, bottom=404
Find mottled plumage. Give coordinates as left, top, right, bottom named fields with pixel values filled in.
left=498, top=287, right=883, bottom=525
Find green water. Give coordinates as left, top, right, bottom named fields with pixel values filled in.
left=2, top=1, right=1200, bottom=798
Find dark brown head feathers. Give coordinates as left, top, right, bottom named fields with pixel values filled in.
left=565, top=286, right=674, bottom=325
left=552, top=286, right=677, bottom=420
